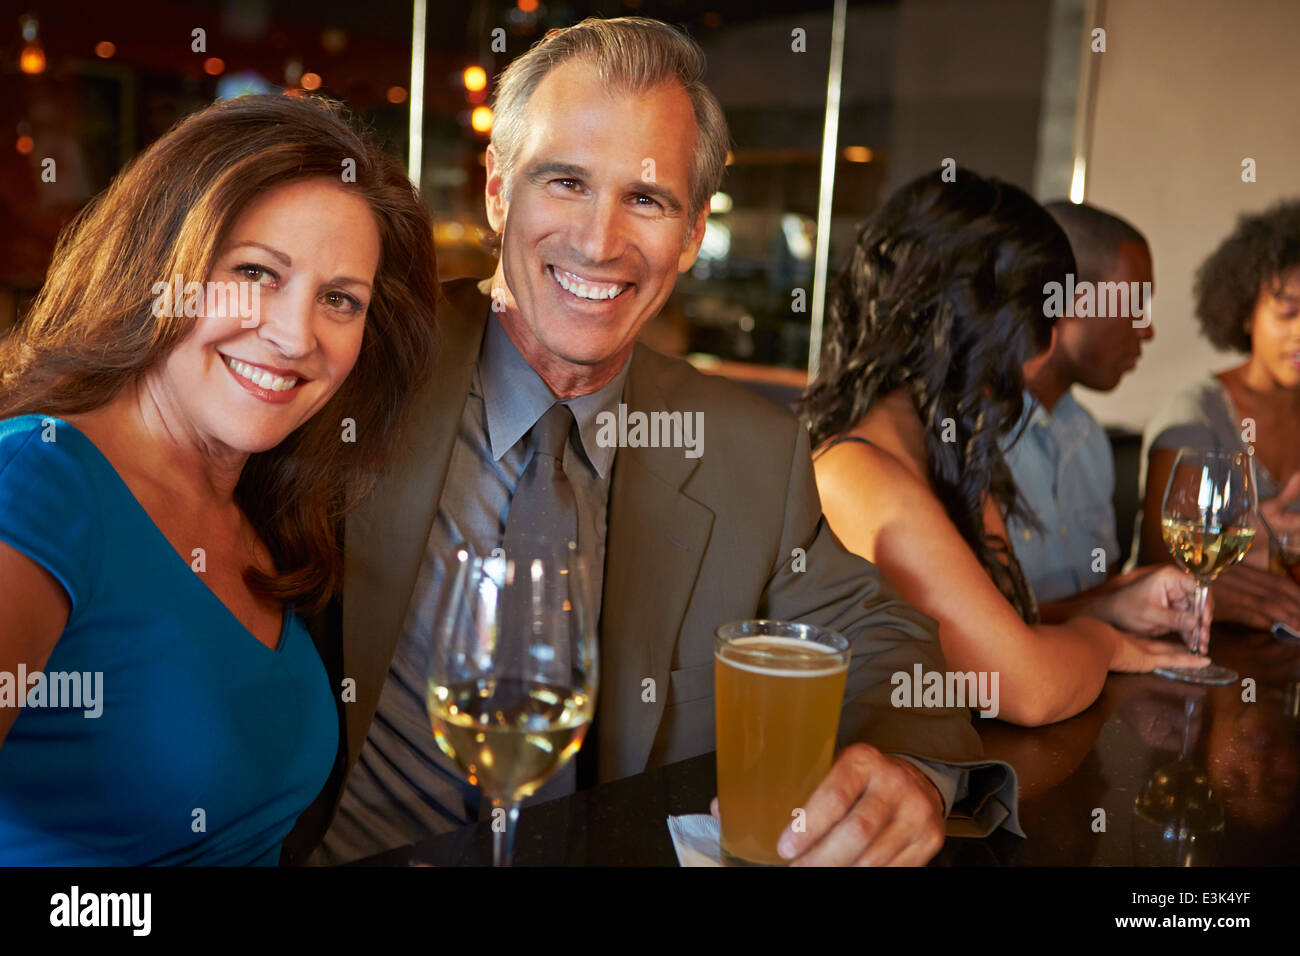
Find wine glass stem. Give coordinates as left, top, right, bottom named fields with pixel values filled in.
left=1193, top=581, right=1210, bottom=656
left=490, top=799, right=520, bottom=867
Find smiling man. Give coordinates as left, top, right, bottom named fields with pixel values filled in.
left=290, top=16, right=1018, bottom=869
left=484, top=52, right=709, bottom=398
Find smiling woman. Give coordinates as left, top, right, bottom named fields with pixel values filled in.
left=0, top=93, right=438, bottom=865
left=0, top=94, right=437, bottom=613
left=150, top=176, right=380, bottom=446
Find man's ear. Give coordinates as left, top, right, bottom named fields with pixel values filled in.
left=485, top=144, right=508, bottom=235
left=1071, top=287, right=1088, bottom=317
left=1024, top=322, right=1060, bottom=380
left=676, top=205, right=710, bottom=273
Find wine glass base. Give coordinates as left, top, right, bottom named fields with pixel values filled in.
left=1152, top=663, right=1238, bottom=686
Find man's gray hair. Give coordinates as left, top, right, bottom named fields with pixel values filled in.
left=490, top=16, right=730, bottom=224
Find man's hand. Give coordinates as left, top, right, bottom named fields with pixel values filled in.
left=1212, top=564, right=1300, bottom=631
left=1098, top=564, right=1208, bottom=648
left=1263, top=473, right=1300, bottom=533
left=1246, top=473, right=1300, bottom=570
left=712, top=744, right=945, bottom=866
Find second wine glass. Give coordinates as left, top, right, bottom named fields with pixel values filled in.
left=1156, top=449, right=1258, bottom=685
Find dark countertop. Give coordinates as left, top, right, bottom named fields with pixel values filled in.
left=353, top=625, right=1300, bottom=866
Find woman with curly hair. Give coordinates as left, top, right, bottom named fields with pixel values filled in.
left=1138, top=200, right=1300, bottom=631
left=800, top=169, right=1206, bottom=727
left=0, top=93, right=438, bottom=864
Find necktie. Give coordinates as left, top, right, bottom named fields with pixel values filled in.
left=499, top=402, right=599, bottom=787
left=501, top=402, right=578, bottom=555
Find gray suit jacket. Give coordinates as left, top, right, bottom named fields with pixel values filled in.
left=281, top=277, right=1018, bottom=863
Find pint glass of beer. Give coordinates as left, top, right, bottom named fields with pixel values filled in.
left=714, top=619, right=851, bottom=866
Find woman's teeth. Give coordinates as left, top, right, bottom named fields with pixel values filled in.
left=552, top=267, right=627, bottom=301
left=224, top=355, right=298, bottom=391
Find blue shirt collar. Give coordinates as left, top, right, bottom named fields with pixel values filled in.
left=1022, top=388, right=1084, bottom=431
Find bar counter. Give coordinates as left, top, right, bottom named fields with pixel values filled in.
left=353, top=625, right=1300, bottom=866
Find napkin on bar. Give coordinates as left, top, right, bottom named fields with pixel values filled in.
left=668, top=798, right=1011, bottom=865
left=666, top=814, right=724, bottom=866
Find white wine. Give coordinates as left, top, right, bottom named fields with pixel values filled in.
left=428, top=678, right=592, bottom=802
left=1161, top=518, right=1256, bottom=581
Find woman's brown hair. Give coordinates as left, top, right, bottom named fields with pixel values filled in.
left=0, top=93, right=438, bottom=615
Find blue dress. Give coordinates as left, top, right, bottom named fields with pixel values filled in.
left=0, top=414, right=339, bottom=865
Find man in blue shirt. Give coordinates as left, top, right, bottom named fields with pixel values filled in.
left=1004, top=202, right=1152, bottom=602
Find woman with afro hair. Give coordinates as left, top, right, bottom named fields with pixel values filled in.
left=1138, top=199, right=1300, bottom=632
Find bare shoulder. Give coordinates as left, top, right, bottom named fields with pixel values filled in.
left=815, top=433, right=916, bottom=489
left=811, top=397, right=959, bottom=566
left=58, top=407, right=123, bottom=446
left=876, top=387, right=931, bottom=471
left=815, top=446, right=936, bottom=535
left=57, top=409, right=120, bottom=469
left=59, top=407, right=163, bottom=502
left=814, top=388, right=931, bottom=487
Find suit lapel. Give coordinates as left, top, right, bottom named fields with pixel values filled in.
left=341, top=278, right=488, bottom=768
left=597, top=347, right=714, bottom=780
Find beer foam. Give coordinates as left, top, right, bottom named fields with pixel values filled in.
left=717, top=635, right=848, bottom=677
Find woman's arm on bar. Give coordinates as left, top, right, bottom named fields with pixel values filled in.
left=815, top=440, right=1205, bottom=727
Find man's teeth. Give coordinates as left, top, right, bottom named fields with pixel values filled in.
left=552, top=267, right=627, bottom=301
left=224, top=355, right=298, bottom=392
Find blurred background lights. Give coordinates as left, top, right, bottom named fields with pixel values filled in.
left=19, top=45, right=44, bottom=74
left=94, top=41, right=116, bottom=59
left=698, top=220, right=731, bottom=261
left=780, top=213, right=814, bottom=261
left=216, top=70, right=273, bottom=100
left=1069, top=156, right=1088, bottom=204
left=470, top=106, right=493, bottom=133
left=320, top=27, right=347, bottom=54
left=19, top=15, right=44, bottom=74
left=462, top=65, right=487, bottom=92
left=435, top=221, right=466, bottom=242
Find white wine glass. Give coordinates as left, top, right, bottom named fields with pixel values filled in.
left=426, top=539, right=598, bottom=866
left=1156, top=449, right=1258, bottom=685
